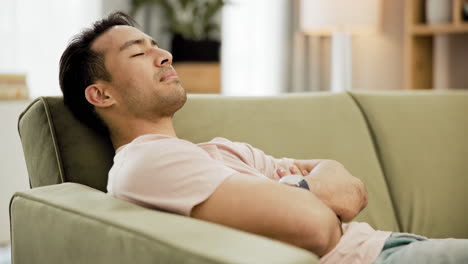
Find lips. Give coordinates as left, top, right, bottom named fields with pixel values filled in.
left=160, top=71, right=178, bottom=82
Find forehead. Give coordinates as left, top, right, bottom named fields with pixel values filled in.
left=91, top=25, right=147, bottom=53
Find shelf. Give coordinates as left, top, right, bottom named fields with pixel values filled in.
left=405, top=0, right=468, bottom=89
left=412, top=24, right=468, bottom=35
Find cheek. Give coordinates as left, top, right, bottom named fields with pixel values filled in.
left=127, top=65, right=152, bottom=83
left=113, top=66, right=139, bottom=87
left=109, top=60, right=157, bottom=91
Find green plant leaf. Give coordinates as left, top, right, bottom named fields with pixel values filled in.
left=130, top=0, right=226, bottom=40
left=180, top=0, right=191, bottom=9
left=204, top=0, right=225, bottom=22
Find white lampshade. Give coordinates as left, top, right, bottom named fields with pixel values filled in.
left=300, top=0, right=382, bottom=35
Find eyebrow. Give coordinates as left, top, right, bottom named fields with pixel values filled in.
left=119, top=38, right=158, bottom=52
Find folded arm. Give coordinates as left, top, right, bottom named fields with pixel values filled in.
left=279, top=159, right=368, bottom=222
left=191, top=173, right=342, bottom=257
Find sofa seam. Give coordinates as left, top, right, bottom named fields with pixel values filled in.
left=346, top=91, right=403, bottom=232
left=17, top=98, right=41, bottom=189
left=9, top=190, right=232, bottom=264
left=41, top=97, right=66, bottom=183
left=8, top=187, right=16, bottom=263
left=17, top=97, right=40, bottom=138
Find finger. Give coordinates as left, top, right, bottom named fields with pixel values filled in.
left=277, top=168, right=287, bottom=177
left=303, top=170, right=309, bottom=176
left=289, top=166, right=300, bottom=175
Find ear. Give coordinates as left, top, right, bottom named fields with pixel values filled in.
left=84, top=83, right=115, bottom=108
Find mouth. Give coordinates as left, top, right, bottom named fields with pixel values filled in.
left=159, top=71, right=179, bottom=82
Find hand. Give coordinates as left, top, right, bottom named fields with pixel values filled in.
left=276, top=165, right=307, bottom=178
left=304, top=160, right=368, bottom=222
left=276, top=160, right=325, bottom=177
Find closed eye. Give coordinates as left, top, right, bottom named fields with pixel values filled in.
left=131, top=53, right=144, bottom=58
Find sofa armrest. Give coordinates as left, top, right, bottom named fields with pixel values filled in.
left=9, top=182, right=318, bottom=264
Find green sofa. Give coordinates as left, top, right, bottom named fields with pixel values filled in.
left=11, top=91, right=468, bottom=263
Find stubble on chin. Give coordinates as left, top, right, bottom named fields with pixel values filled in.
left=154, top=81, right=187, bottom=117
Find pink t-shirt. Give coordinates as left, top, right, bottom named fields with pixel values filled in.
left=107, top=134, right=390, bottom=263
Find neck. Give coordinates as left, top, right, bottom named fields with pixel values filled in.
left=109, top=117, right=176, bottom=150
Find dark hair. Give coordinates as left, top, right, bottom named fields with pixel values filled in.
left=59, top=11, right=138, bottom=135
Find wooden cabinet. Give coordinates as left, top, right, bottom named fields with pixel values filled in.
left=404, top=0, right=468, bottom=89
left=173, top=62, right=221, bottom=94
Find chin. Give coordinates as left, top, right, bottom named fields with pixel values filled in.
left=175, top=85, right=187, bottom=110
left=156, top=83, right=187, bottom=117
left=173, top=81, right=187, bottom=102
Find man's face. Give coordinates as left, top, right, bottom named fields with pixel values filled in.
left=91, top=25, right=186, bottom=120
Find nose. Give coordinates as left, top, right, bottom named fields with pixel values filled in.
left=153, top=48, right=173, bottom=67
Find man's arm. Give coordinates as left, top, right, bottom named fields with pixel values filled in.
left=191, top=174, right=342, bottom=257
left=280, top=159, right=368, bottom=222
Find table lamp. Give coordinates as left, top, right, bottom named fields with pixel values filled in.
left=300, top=0, right=382, bottom=91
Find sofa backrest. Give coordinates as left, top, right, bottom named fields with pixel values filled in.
left=351, top=91, right=468, bottom=238
left=174, top=92, right=400, bottom=232
left=18, top=97, right=114, bottom=192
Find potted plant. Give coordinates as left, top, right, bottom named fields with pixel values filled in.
left=131, top=0, right=226, bottom=62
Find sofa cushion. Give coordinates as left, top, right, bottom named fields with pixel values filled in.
left=174, top=92, right=400, bottom=232
left=350, top=91, right=468, bottom=238
left=18, top=97, right=114, bottom=191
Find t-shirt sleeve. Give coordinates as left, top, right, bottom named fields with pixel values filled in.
left=109, top=138, right=238, bottom=216
left=212, top=138, right=296, bottom=181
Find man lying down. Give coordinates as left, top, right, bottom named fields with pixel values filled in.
left=58, top=11, right=468, bottom=264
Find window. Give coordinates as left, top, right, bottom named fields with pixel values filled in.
left=221, top=0, right=291, bottom=95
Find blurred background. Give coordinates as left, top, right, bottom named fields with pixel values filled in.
left=1, top=0, right=468, bottom=261
left=1, top=0, right=468, bottom=98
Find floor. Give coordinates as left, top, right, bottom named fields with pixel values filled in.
left=0, top=243, right=11, bottom=264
